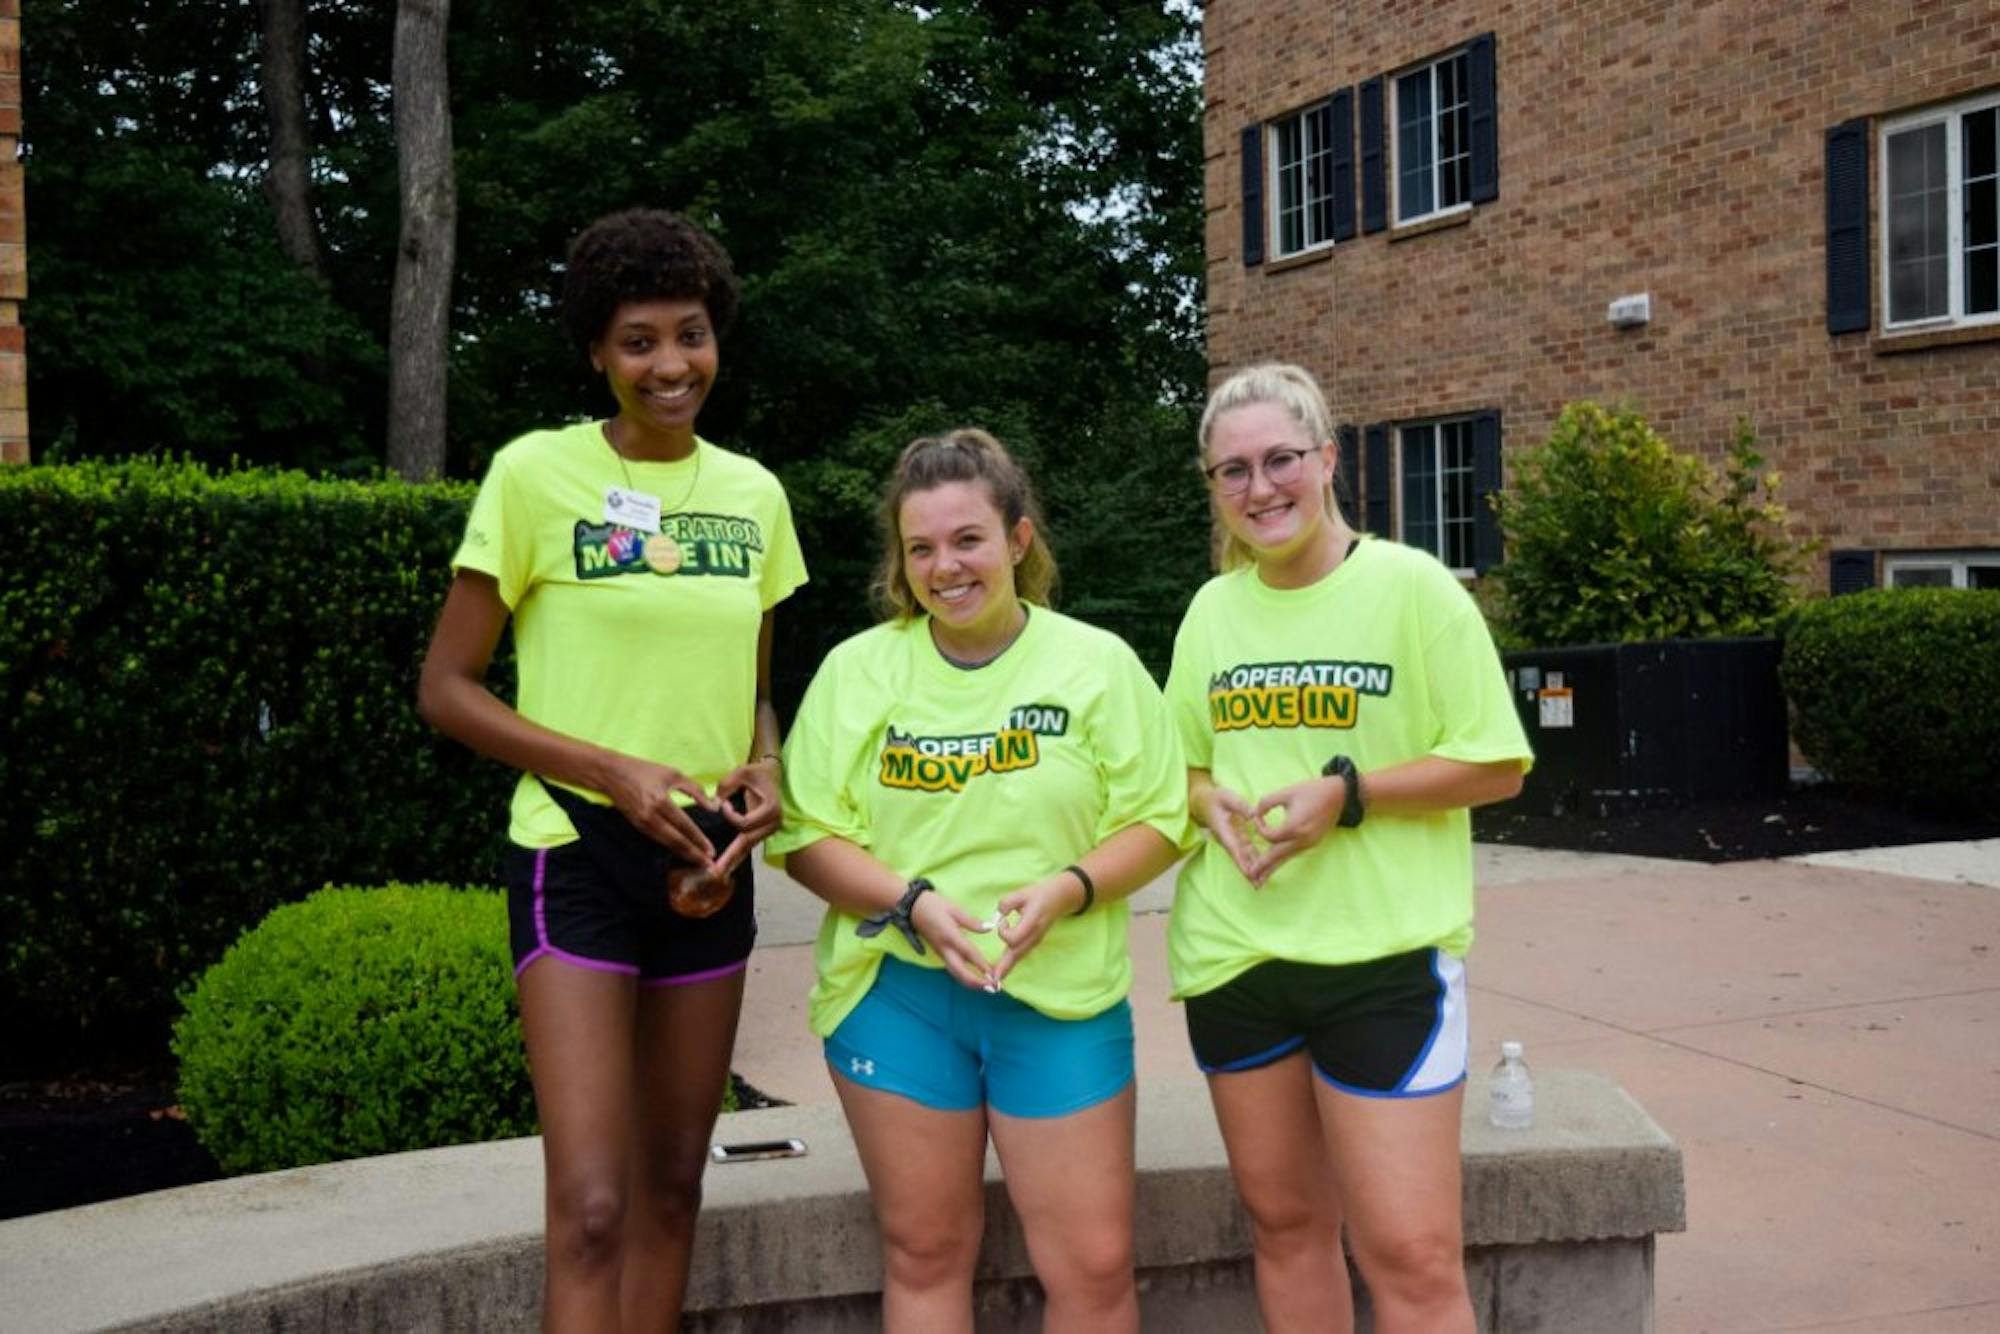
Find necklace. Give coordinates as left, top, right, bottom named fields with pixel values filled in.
left=602, top=421, right=702, bottom=518
left=934, top=606, right=1030, bottom=670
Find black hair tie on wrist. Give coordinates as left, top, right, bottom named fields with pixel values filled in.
left=1064, top=864, right=1096, bottom=916
left=857, top=878, right=934, bottom=954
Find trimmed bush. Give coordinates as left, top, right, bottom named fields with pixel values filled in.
left=173, top=884, right=534, bottom=1174
left=0, top=459, right=514, bottom=1047
left=1488, top=404, right=1804, bottom=647
left=1781, top=589, right=2000, bottom=816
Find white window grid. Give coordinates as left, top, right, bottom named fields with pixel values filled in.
left=1880, top=91, right=2000, bottom=331
left=1269, top=102, right=1336, bottom=258
left=1393, top=50, right=1471, bottom=225
left=1884, top=550, right=2000, bottom=590
left=1399, top=420, right=1477, bottom=572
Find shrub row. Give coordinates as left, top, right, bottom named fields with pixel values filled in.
left=0, top=460, right=514, bottom=1048
left=1781, top=588, right=2000, bottom=816
left=2, top=456, right=1191, bottom=1055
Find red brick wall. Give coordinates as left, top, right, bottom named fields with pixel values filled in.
left=0, top=0, right=23, bottom=464
left=1204, top=0, right=2000, bottom=584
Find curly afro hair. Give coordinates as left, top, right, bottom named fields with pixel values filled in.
left=560, top=209, right=740, bottom=355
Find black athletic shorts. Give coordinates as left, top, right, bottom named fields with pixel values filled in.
left=505, top=783, right=755, bottom=986
left=1184, top=948, right=1467, bottom=1097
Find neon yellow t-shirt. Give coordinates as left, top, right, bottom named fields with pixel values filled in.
left=452, top=421, right=808, bottom=847
left=1164, top=537, right=1532, bottom=999
left=768, top=608, right=1187, bottom=1034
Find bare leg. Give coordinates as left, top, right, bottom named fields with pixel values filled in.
left=619, top=969, right=746, bottom=1333
left=1207, top=1052, right=1353, bottom=1334
left=987, top=1084, right=1139, bottom=1334
left=517, top=959, right=639, bottom=1334
left=833, top=1071, right=989, bottom=1334
left=1313, top=1079, right=1473, bottom=1334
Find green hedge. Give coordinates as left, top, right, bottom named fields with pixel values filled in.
left=173, top=884, right=534, bottom=1173
left=1, top=456, right=1186, bottom=1053
left=0, top=460, right=514, bottom=1048
left=1781, top=588, right=2000, bottom=815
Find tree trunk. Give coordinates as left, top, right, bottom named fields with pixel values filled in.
left=258, top=0, right=327, bottom=281
left=386, top=0, right=455, bottom=481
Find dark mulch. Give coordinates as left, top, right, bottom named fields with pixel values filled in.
left=1473, top=781, right=2000, bottom=863
left=0, top=1064, right=781, bottom=1223
left=8, top=784, right=1993, bottom=1223
left=0, top=1063, right=219, bottom=1220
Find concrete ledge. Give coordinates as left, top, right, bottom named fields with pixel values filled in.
left=0, top=1071, right=1682, bottom=1333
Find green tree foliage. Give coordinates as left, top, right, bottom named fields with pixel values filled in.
left=1487, top=403, right=1805, bottom=648
left=25, top=0, right=1208, bottom=635
left=23, top=3, right=384, bottom=472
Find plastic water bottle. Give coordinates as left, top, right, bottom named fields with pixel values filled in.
left=1488, top=1041, right=1534, bottom=1129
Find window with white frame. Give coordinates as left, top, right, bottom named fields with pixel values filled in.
left=1884, top=550, right=2000, bottom=589
left=1881, top=91, right=2000, bottom=330
left=1393, top=49, right=1471, bottom=224
left=1269, top=100, right=1337, bottom=258
left=1400, top=419, right=1478, bottom=570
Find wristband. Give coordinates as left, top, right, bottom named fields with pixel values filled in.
left=856, top=878, right=934, bottom=955
left=1064, top=864, right=1096, bottom=916
left=1321, top=754, right=1365, bottom=828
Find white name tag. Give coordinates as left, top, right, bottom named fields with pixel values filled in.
left=603, top=486, right=663, bottom=533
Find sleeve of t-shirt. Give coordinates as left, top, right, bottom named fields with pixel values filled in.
left=1423, top=582, right=1535, bottom=772
left=767, top=644, right=874, bottom=864
left=451, top=450, right=532, bottom=609
left=758, top=483, right=809, bottom=611
left=1164, top=595, right=1215, bottom=770
left=1088, top=640, right=1191, bottom=848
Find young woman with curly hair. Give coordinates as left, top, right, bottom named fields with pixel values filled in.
left=419, top=208, right=806, bottom=1330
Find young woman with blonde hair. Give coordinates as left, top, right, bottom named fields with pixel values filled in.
left=1165, top=363, right=1531, bottom=1332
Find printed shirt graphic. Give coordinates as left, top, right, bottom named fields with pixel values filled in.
left=1163, top=538, right=1532, bottom=1000
left=769, top=609, right=1187, bottom=1035
left=452, top=421, right=808, bottom=847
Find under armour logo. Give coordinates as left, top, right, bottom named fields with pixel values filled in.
left=850, top=1057, right=876, bottom=1077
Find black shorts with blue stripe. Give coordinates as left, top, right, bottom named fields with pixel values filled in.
left=1184, top=947, right=1467, bottom=1097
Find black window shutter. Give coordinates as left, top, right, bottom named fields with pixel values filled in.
left=1468, top=33, right=1499, bottom=205
left=1330, top=88, right=1357, bottom=242
left=1360, top=78, right=1386, bottom=234
left=1829, top=548, right=1877, bottom=595
left=1363, top=423, right=1392, bottom=534
left=1472, top=409, right=1504, bottom=573
left=1825, top=119, right=1870, bottom=334
left=1336, top=425, right=1360, bottom=524
left=1241, top=124, right=1265, bottom=267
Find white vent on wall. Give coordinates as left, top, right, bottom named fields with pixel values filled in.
left=1607, top=293, right=1652, bottom=328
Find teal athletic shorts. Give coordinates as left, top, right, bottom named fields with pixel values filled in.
left=825, top=956, right=1134, bottom=1119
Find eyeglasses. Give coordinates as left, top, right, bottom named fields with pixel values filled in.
left=1203, top=447, right=1312, bottom=496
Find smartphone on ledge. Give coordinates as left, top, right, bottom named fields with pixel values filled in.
left=710, top=1138, right=807, bottom=1163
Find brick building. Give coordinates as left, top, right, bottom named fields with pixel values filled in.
left=1203, top=0, right=1999, bottom=592
left=1, top=0, right=21, bottom=464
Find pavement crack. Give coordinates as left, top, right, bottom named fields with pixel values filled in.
left=1646, top=984, right=2000, bottom=1033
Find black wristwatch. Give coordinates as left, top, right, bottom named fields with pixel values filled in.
left=1321, top=755, right=1365, bottom=828
left=856, top=878, right=935, bottom=954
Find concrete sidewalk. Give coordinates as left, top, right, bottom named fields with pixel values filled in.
left=738, top=840, right=2000, bottom=1334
